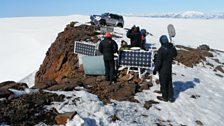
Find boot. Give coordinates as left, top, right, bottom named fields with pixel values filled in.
left=157, top=96, right=168, bottom=102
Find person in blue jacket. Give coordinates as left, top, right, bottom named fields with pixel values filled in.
left=140, top=29, right=147, bottom=50
left=153, top=35, right=177, bottom=102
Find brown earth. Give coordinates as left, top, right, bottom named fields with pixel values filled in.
left=0, top=81, right=28, bottom=98
left=60, top=68, right=152, bottom=104
left=35, top=22, right=98, bottom=85
left=175, top=45, right=213, bottom=67
left=214, top=65, right=224, bottom=73
left=0, top=90, right=64, bottom=125
left=55, top=112, right=77, bottom=125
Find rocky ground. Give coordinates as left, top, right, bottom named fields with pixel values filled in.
left=0, top=22, right=223, bottom=125
left=175, top=44, right=224, bottom=76
left=35, top=22, right=99, bottom=85
left=0, top=88, right=64, bottom=125
left=175, top=44, right=213, bottom=67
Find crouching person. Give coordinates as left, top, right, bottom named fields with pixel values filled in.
left=99, top=32, right=118, bottom=84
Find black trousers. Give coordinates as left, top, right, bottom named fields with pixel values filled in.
left=104, top=59, right=115, bottom=83
left=141, top=40, right=146, bottom=50
left=159, top=73, right=173, bottom=100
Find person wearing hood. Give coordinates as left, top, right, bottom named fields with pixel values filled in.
left=119, top=40, right=129, bottom=51
left=153, top=35, right=177, bottom=102
left=99, top=32, right=118, bottom=84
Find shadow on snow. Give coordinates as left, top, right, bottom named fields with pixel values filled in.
left=173, top=78, right=200, bottom=99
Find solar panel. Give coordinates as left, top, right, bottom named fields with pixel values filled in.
left=74, top=41, right=101, bottom=56
left=118, top=51, right=152, bottom=68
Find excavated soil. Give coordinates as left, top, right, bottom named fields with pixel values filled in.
left=0, top=90, right=64, bottom=125
left=175, top=45, right=214, bottom=67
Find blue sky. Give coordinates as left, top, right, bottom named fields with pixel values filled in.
left=0, top=0, right=223, bottom=18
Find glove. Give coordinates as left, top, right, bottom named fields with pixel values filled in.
left=153, top=70, right=157, bottom=75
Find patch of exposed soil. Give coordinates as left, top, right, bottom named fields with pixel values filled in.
left=0, top=91, right=64, bottom=125
left=0, top=81, right=28, bottom=98
left=175, top=45, right=213, bottom=67
left=144, top=100, right=159, bottom=110
left=75, top=68, right=152, bottom=104
left=214, top=65, right=224, bottom=73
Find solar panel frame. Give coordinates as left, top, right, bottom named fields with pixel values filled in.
left=74, top=41, right=100, bottom=56
left=118, top=50, right=152, bottom=69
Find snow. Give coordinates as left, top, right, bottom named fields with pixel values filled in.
left=0, top=15, right=89, bottom=82
left=42, top=57, right=224, bottom=126
left=66, top=114, right=86, bottom=126
left=8, top=88, right=39, bottom=97
left=19, top=70, right=37, bottom=88
left=0, top=15, right=224, bottom=83
left=124, top=16, right=224, bottom=51
left=126, top=11, right=224, bottom=19
left=0, top=14, right=224, bottom=125
left=1, top=15, right=224, bottom=82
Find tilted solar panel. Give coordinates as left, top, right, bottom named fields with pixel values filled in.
left=118, top=51, right=152, bottom=68
left=74, top=41, right=99, bottom=56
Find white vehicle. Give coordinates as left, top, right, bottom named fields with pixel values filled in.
left=90, top=13, right=124, bottom=28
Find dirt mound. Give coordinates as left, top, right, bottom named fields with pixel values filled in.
left=88, top=81, right=138, bottom=104
left=77, top=69, right=153, bottom=104
left=0, top=81, right=28, bottom=98
left=35, top=22, right=98, bottom=85
left=0, top=91, right=64, bottom=125
left=33, top=23, right=154, bottom=104
left=214, top=65, right=224, bottom=73
left=175, top=45, right=213, bottom=67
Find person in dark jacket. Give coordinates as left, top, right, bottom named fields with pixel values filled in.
left=153, top=35, right=177, bottom=102
left=99, top=32, right=118, bottom=84
left=126, top=26, right=141, bottom=47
